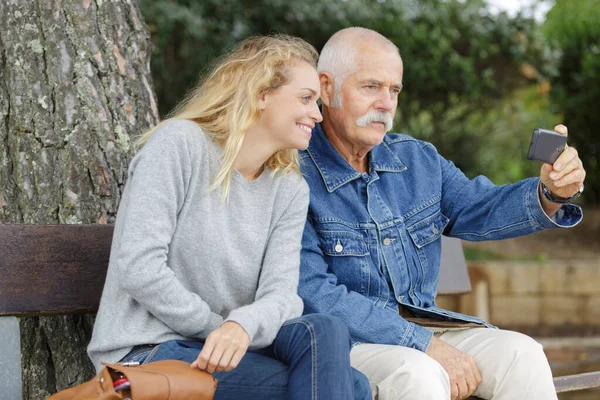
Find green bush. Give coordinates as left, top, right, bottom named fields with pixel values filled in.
left=543, top=0, right=600, bottom=202
left=138, top=0, right=596, bottom=202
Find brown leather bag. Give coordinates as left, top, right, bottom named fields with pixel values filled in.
left=47, top=360, right=217, bottom=400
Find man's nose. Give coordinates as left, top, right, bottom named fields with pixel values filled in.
left=375, top=89, right=396, bottom=112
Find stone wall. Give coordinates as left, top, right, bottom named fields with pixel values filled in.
left=437, top=260, right=600, bottom=336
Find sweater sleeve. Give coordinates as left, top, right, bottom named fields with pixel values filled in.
left=225, top=180, right=309, bottom=348
left=114, top=123, right=223, bottom=338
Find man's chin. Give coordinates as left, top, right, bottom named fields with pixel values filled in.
left=361, top=125, right=389, bottom=143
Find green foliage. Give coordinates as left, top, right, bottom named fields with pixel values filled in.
left=544, top=0, right=600, bottom=202
left=140, top=0, right=544, bottom=119
left=403, top=85, right=560, bottom=184
left=139, top=0, right=378, bottom=115
left=381, top=0, right=550, bottom=175
left=139, top=0, right=596, bottom=201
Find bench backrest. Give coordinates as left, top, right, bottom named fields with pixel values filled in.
left=0, top=224, right=471, bottom=316
left=0, top=224, right=113, bottom=316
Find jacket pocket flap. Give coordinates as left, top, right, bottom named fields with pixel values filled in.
left=318, top=231, right=369, bottom=256
left=407, top=211, right=449, bottom=248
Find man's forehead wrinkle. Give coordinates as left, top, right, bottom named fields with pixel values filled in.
left=352, top=63, right=403, bottom=85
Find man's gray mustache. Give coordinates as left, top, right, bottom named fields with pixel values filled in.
left=356, top=110, right=393, bottom=132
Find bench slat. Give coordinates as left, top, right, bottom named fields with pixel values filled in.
left=0, top=224, right=113, bottom=315
left=554, top=371, right=600, bottom=393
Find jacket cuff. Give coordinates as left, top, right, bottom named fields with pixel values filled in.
left=528, top=179, right=583, bottom=229
left=400, top=321, right=434, bottom=352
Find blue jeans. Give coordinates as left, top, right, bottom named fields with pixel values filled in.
left=121, top=314, right=371, bottom=399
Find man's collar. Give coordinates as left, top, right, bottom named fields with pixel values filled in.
left=305, top=123, right=407, bottom=193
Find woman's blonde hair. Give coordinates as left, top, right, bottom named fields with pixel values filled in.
left=136, top=34, right=318, bottom=200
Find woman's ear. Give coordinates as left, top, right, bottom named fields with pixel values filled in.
left=319, top=73, right=334, bottom=107
left=258, top=90, right=269, bottom=111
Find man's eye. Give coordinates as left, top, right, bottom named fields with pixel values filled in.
left=391, top=88, right=401, bottom=95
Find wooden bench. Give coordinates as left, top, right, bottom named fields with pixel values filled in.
left=1, top=224, right=599, bottom=398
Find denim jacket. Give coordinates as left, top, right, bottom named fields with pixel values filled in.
left=298, top=123, right=583, bottom=352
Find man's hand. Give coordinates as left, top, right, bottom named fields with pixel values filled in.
left=426, top=336, right=482, bottom=399
left=191, top=321, right=250, bottom=373
left=540, top=124, right=586, bottom=201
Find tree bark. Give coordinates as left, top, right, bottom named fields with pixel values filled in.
left=0, top=1, right=158, bottom=398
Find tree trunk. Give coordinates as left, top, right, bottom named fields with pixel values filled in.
left=0, top=1, right=158, bottom=398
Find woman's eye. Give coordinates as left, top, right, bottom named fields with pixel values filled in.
left=302, top=96, right=311, bottom=103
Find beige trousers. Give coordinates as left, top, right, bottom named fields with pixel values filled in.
left=350, top=328, right=558, bottom=400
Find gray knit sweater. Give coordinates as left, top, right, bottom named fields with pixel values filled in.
left=88, top=119, right=308, bottom=372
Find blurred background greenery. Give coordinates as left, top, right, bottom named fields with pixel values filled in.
left=138, top=0, right=599, bottom=203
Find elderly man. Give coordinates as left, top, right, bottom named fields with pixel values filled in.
left=298, top=27, right=586, bottom=400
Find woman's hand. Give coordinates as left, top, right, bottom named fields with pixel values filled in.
left=191, top=321, right=250, bottom=373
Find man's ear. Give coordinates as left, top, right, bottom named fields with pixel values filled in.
left=319, top=73, right=335, bottom=107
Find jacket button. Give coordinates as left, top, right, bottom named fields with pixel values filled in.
left=432, top=224, right=439, bottom=235
left=335, top=240, right=343, bottom=253
left=383, top=238, right=392, bottom=246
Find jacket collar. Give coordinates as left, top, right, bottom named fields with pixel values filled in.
left=305, top=122, right=407, bottom=193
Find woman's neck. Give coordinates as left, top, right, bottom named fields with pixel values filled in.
left=233, top=126, right=277, bottom=181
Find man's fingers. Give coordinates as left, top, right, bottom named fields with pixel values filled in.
left=540, top=162, right=554, bottom=181
left=554, top=124, right=568, bottom=135
left=552, top=146, right=578, bottom=174
left=469, top=356, right=482, bottom=384
left=451, top=382, right=459, bottom=400
left=465, top=373, right=478, bottom=398
left=551, top=158, right=579, bottom=182
left=553, top=169, right=585, bottom=188
left=457, top=377, right=469, bottom=399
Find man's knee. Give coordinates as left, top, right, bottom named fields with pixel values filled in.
left=352, top=345, right=450, bottom=398
left=492, top=330, right=547, bottom=364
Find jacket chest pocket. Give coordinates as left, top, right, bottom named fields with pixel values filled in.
left=406, top=210, right=449, bottom=292
left=407, top=210, right=449, bottom=248
left=317, top=230, right=370, bottom=294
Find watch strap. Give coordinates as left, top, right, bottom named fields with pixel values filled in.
left=540, top=182, right=583, bottom=204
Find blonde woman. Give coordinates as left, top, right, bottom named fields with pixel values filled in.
left=87, top=35, right=371, bottom=399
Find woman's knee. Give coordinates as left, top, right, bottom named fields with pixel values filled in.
left=286, top=313, right=350, bottom=344
left=296, top=313, right=348, bottom=332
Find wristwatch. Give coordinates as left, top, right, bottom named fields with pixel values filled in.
left=540, top=182, right=584, bottom=204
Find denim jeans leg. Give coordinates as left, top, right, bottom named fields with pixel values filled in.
left=273, top=313, right=372, bottom=400
left=144, top=339, right=289, bottom=400
left=120, top=345, right=158, bottom=364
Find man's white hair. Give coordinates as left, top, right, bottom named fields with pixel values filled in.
left=318, top=27, right=401, bottom=108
